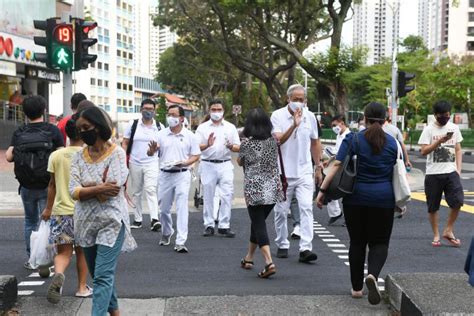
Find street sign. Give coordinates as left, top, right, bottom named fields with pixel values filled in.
left=232, top=105, right=242, bottom=115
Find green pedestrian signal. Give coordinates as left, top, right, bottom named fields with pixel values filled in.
left=54, top=47, right=72, bottom=68
left=52, top=24, right=73, bottom=70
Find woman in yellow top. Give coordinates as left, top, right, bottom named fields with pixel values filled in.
left=41, top=117, right=92, bottom=304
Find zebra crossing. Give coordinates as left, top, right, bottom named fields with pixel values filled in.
left=18, top=269, right=54, bottom=296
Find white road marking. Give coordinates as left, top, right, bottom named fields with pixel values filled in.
left=19, top=281, right=45, bottom=286
left=332, top=249, right=349, bottom=253
left=313, top=227, right=327, bottom=230
left=344, top=262, right=350, bottom=266
left=18, top=290, right=35, bottom=296
left=327, top=244, right=346, bottom=248
left=338, top=255, right=349, bottom=259
left=314, top=231, right=331, bottom=234
left=318, top=234, right=335, bottom=237
left=322, top=239, right=340, bottom=242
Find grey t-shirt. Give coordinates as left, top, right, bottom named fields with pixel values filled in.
left=382, top=123, right=404, bottom=142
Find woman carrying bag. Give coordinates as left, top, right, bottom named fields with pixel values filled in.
left=316, top=102, right=398, bottom=305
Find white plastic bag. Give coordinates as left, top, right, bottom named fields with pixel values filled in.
left=393, top=141, right=411, bottom=208
left=29, top=220, right=54, bottom=268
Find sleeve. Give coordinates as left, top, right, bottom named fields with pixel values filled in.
left=57, top=118, right=67, bottom=144
left=238, top=140, right=248, bottom=160
left=69, top=152, right=82, bottom=200
left=195, top=125, right=207, bottom=145
left=396, top=128, right=404, bottom=143
left=50, top=125, right=65, bottom=148
left=123, top=120, right=133, bottom=139
left=335, top=133, right=354, bottom=162
left=47, top=151, right=56, bottom=173
left=270, top=112, right=282, bottom=134
left=309, top=112, right=318, bottom=139
left=231, top=125, right=241, bottom=145
left=107, top=147, right=128, bottom=186
left=456, top=126, right=464, bottom=144
left=418, top=126, right=431, bottom=145
left=190, top=134, right=201, bottom=156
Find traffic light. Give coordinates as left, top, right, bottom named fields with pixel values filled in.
left=33, top=18, right=56, bottom=68
left=74, top=19, right=98, bottom=70
left=398, top=71, right=416, bottom=98
left=51, top=23, right=74, bottom=70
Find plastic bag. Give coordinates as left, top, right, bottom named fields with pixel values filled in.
left=29, top=220, right=54, bottom=268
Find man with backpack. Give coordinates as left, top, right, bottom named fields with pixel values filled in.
left=122, top=99, right=163, bottom=231
left=5, top=96, right=64, bottom=269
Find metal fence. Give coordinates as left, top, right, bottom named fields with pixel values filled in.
left=0, top=101, right=25, bottom=125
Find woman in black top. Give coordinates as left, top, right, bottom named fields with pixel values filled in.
left=238, top=108, right=283, bottom=278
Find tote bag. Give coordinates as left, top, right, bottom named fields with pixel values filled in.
left=393, top=141, right=411, bottom=208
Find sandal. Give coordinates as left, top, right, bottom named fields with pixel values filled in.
left=75, top=285, right=93, bottom=298
left=442, top=235, right=461, bottom=247
left=431, top=240, right=441, bottom=247
left=240, top=258, right=254, bottom=270
left=257, top=263, right=276, bottom=279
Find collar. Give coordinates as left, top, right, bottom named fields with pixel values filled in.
left=140, top=119, right=156, bottom=127
left=166, top=126, right=185, bottom=136
left=208, top=119, right=225, bottom=127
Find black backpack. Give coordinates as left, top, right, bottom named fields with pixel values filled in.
left=13, top=125, right=54, bottom=190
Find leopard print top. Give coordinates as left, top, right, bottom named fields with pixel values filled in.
left=239, top=137, right=284, bottom=206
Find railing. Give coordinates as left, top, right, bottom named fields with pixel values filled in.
left=0, top=101, right=25, bottom=125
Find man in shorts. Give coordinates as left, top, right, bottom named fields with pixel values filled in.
left=41, top=117, right=92, bottom=304
left=418, top=100, right=464, bottom=247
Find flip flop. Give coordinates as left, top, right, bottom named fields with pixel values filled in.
left=431, top=240, right=441, bottom=247
left=442, top=235, right=461, bottom=247
left=75, top=285, right=93, bottom=298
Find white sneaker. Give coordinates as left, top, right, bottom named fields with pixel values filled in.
left=291, top=225, right=301, bottom=240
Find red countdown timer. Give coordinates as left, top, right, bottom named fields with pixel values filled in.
left=53, top=25, right=73, bottom=45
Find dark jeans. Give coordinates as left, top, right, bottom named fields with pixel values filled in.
left=343, top=204, right=394, bottom=291
left=20, top=187, right=48, bottom=257
left=465, top=236, right=474, bottom=286
left=83, top=225, right=125, bottom=316
left=248, top=204, right=275, bottom=247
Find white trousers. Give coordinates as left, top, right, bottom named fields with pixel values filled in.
left=158, top=170, right=191, bottom=245
left=200, top=161, right=234, bottom=229
left=274, top=174, right=314, bottom=252
left=128, top=162, right=159, bottom=222
left=327, top=199, right=342, bottom=218
left=213, top=185, right=221, bottom=220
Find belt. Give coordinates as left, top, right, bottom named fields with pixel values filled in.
left=160, top=169, right=188, bottom=173
left=202, top=159, right=230, bottom=163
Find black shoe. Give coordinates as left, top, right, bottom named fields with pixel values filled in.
left=276, top=248, right=288, bottom=258
left=365, top=274, right=381, bottom=305
left=203, top=226, right=215, bottom=237
left=299, top=250, right=318, bottom=263
left=130, top=221, right=142, bottom=229
left=328, top=213, right=343, bottom=226
left=218, top=228, right=235, bottom=238
left=150, top=219, right=161, bottom=232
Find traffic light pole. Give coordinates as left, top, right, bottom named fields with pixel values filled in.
left=61, top=12, right=73, bottom=117
left=391, top=55, right=398, bottom=126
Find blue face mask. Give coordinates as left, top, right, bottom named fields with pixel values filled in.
left=142, top=110, right=154, bottom=121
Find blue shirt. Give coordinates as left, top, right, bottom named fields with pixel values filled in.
left=336, top=131, right=398, bottom=209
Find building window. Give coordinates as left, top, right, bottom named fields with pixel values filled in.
left=105, top=80, right=109, bottom=88
left=117, top=33, right=121, bottom=41
left=98, top=62, right=102, bottom=70
left=470, top=0, right=474, bottom=7
left=117, top=0, right=120, bottom=6
left=117, top=99, right=121, bottom=106
left=128, top=52, right=133, bottom=59
left=91, top=78, right=96, bottom=85
left=104, top=63, right=109, bottom=71
left=470, top=12, right=474, bottom=22
left=468, top=41, right=474, bottom=51
left=117, top=50, right=121, bottom=57
left=129, top=100, right=133, bottom=107
left=129, top=84, right=133, bottom=91
left=122, top=51, right=127, bottom=58
left=468, top=27, right=474, bottom=35
left=104, top=29, right=109, bottom=37
left=117, top=83, right=121, bottom=89
left=98, top=79, right=103, bottom=87
left=104, top=46, right=109, bottom=54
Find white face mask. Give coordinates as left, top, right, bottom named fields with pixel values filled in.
left=210, top=112, right=223, bottom=121
left=332, top=125, right=341, bottom=135
left=289, top=101, right=304, bottom=112
left=358, top=125, right=366, bottom=131
left=167, top=116, right=180, bottom=128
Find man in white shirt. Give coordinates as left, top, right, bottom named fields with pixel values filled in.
left=418, top=101, right=464, bottom=248
left=147, top=105, right=201, bottom=253
left=325, top=115, right=351, bottom=226
left=271, top=84, right=322, bottom=263
left=196, top=100, right=241, bottom=238
left=122, top=99, right=163, bottom=231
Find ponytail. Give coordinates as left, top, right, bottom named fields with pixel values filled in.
left=363, top=102, right=387, bottom=155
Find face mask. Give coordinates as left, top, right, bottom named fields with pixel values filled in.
left=80, top=128, right=98, bottom=146
left=289, top=101, right=304, bottom=112
left=332, top=125, right=341, bottom=135
left=210, top=112, right=223, bottom=121
left=167, top=116, right=180, bottom=128
left=436, top=115, right=450, bottom=126
left=142, top=110, right=154, bottom=121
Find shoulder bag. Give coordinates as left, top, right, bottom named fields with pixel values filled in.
left=277, top=144, right=288, bottom=201
left=393, top=140, right=411, bottom=208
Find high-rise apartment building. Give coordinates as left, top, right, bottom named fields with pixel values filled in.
left=149, top=4, right=177, bottom=76
left=418, top=0, right=474, bottom=56
left=353, top=0, right=400, bottom=65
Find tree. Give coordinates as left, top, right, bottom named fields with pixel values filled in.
left=399, top=35, right=427, bottom=54
left=154, top=0, right=357, bottom=111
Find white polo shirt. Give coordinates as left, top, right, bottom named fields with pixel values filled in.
left=335, top=128, right=351, bottom=153
left=271, top=106, right=319, bottom=178
left=124, top=119, right=161, bottom=165
left=195, top=119, right=241, bottom=161
left=157, top=127, right=201, bottom=170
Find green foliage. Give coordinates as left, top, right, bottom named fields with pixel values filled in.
left=399, top=35, right=427, bottom=54
left=155, top=96, right=168, bottom=126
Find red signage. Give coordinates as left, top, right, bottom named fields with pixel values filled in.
left=0, top=36, right=14, bottom=57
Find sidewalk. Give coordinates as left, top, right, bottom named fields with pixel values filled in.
left=10, top=295, right=395, bottom=315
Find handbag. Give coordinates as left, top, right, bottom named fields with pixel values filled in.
left=326, top=133, right=359, bottom=200
left=277, top=144, right=288, bottom=201
left=392, top=140, right=411, bottom=208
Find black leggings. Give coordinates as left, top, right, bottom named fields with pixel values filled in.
left=343, top=204, right=394, bottom=291
left=247, top=204, right=275, bottom=247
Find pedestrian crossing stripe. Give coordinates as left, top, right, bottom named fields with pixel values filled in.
left=410, top=192, right=474, bottom=214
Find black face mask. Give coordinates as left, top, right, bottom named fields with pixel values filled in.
left=80, top=129, right=98, bottom=146
left=436, top=115, right=450, bottom=126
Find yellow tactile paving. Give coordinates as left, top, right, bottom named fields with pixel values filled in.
left=411, top=192, right=474, bottom=214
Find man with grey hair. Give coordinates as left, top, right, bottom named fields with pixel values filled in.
left=271, top=84, right=322, bottom=263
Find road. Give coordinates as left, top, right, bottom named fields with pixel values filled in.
left=0, top=151, right=473, bottom=299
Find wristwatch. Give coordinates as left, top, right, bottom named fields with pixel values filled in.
left=319, top=187, right=327, bottom=193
